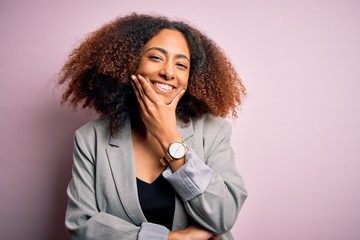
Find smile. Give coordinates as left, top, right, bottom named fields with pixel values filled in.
left=153, top=82, right=174, bottom=93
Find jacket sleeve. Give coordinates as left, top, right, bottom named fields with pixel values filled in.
left=65, top=130, right=169, bottom=240
left=163, top=122, right=247, bottom=234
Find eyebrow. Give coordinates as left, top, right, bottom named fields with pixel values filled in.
left=144, top=47, right=190, bottom=63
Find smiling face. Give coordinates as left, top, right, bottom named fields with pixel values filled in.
left=135, top=29, right=191, bottom=104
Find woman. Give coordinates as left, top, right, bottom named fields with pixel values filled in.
left=59, top=13, right=247, bottom=240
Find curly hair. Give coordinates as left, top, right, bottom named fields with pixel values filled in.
left=58, top=13, right=246, bottom=135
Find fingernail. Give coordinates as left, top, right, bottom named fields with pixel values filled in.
left=131, top=75, right=136, bottom=80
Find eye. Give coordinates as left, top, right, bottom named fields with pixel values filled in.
left=176, top=62, right=188, bottom=70
left=148, top=55, right=163, bottom=61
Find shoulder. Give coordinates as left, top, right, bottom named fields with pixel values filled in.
left=75, top=118, right=111, bottom=143
left=191, top=114, right=231, bottom=134
left=77, top=118, right=109, bottom=133
left=189, top=114, right=233, bottom=160
left=190, top=114, right=232, bottom=143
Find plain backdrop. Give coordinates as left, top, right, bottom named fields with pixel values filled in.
left=1, top=0, right=359, bottom=239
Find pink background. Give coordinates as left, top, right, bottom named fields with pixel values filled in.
left=1, top=0, right=359, bottom=239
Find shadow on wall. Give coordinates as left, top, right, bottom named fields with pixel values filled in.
left=42, top=104, right=97, bottom=240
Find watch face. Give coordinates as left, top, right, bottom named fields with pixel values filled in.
left=169, top=142, right=186, bottom=159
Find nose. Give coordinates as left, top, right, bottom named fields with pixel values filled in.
left=160, top=62, right=175, bottom=80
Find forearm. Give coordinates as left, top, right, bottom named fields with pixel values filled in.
left=184, top=173, right=247, bottom=234
left=66, top=200, right=170, bottom=240
left=66, top=211, right=140, bottom=240
left=163, top=123, right=247, bottom=234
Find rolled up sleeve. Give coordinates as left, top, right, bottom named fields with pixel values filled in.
left=162, top=149, right=214, bottom=201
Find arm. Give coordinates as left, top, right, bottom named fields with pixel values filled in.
left=163, top=122, right=248, bottom=234
left=65, top=130, right=170, bottom=240
left=130, top=75, right=246, bottom=235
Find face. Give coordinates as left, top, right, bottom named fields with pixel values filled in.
left=135, top=29, right=190, bottom=104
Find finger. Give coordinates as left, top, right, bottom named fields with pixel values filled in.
left=131, top=75, right=145, bottom=99
left=131, top=75, right=154, bottom=108
left=135, top=75, right=160, bottom=110
left=137, top=75, right=161, bottom=103
left=130, top=76, right=147, bottom=111
left=169, top=89, right=186, bottom=107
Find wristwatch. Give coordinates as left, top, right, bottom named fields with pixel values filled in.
left=160, top=140, right=188, bottom=166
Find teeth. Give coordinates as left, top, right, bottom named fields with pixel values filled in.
left=154, top=82, right=173, bottom=92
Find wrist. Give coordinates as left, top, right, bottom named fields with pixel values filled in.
left=160, top=140, right=188, bottom=170
left=158, top=131, right=183, bottom=152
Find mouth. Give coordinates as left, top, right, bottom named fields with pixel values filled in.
left=151, top=81, right=175, bottom=93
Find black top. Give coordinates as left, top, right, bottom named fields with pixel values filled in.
left=136, top=174, right=175, bottom=230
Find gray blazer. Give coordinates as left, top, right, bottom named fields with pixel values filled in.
left=65, top=114, right=247, bottom=240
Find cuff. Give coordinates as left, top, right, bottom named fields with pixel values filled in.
left=138, top=222, right=169, bottom=240
left=162, top=148, right=214, bottom=202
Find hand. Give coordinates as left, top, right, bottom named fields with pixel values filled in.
left=168, top=225, right=221, bottom=240
left=130, top=74, right=185, bottom=148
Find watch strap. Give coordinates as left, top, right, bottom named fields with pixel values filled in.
left=164, top=151, right=174, bottom=163
left=159, top=157, right=168, bottom=167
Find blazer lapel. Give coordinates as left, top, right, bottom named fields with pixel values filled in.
left=177, top=118, right=194, bottom=143
left=106, top=119, right=146, bottom=225
left=106, top=117, right=195, bottom=227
